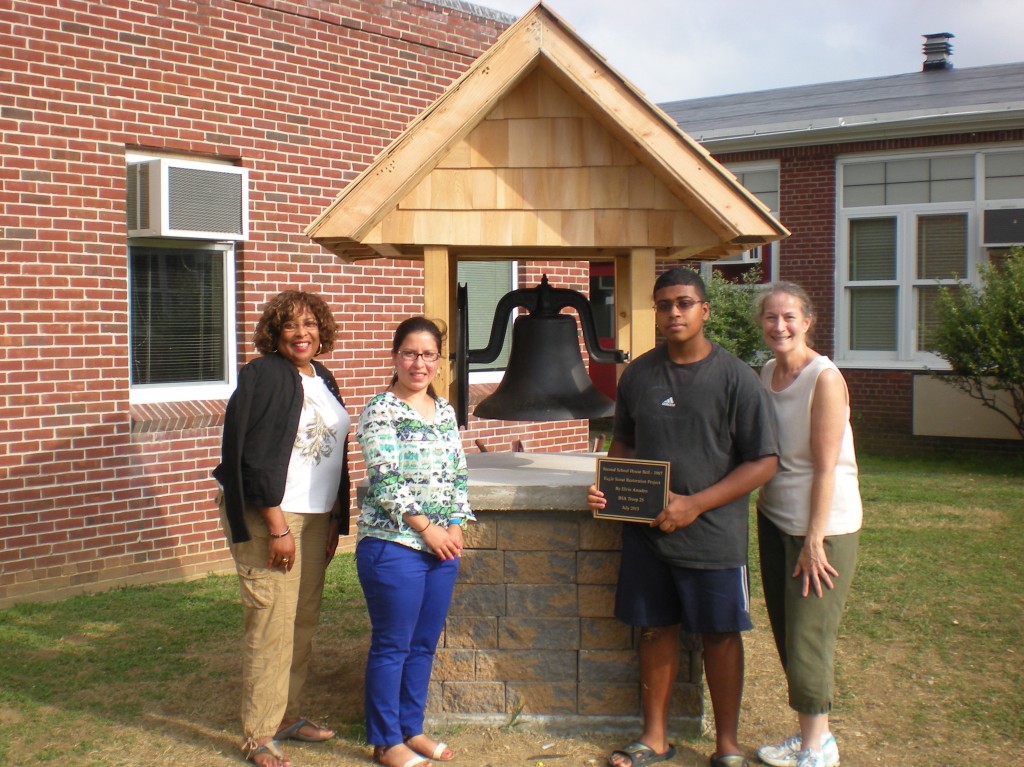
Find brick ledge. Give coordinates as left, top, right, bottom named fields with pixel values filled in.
left=130, top=399, right=228, bottom=434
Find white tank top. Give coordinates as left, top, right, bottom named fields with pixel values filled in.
left=758, top=356, right=862, bottom=536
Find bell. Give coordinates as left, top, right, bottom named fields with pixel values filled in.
left=474, top=313, right=615, bottom=421
left=463, top=276, right=627, bottom=422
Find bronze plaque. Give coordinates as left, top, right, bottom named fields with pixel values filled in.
left=593, top=457, right=670, bottom=523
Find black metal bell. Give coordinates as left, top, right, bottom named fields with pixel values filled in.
left=460, top=275, right=627, bottom=423
left=473, top=313, right=614, bottom=421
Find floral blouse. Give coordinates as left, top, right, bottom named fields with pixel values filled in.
left=356, top=390, right=473, bottom=551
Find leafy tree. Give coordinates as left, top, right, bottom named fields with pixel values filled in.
left=703, top=267, right=769, bottom=365
left=932, top=247, right=1024, bottom=439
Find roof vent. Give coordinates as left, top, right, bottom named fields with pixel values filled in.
left=922, top=33, right=954, bottom=71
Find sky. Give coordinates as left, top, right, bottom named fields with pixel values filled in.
left=473, top=0, right=1024, bottom=102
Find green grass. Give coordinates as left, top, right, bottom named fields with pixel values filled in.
left=0, top=451, right=1021, bottom=764
left=747, top=452, right=1024, bottom=746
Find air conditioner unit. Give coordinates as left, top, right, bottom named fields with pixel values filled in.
left=126, top=158, right=248, bottom=240
left=983, top=208, right=1024, bottom=246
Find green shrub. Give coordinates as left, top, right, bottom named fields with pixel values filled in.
left=932, top=247, right=1024, bottom=438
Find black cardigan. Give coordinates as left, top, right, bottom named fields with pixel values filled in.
left=213, top=353, right=351, bottom=544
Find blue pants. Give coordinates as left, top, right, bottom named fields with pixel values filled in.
left=356, top=536, right=460, bottom=747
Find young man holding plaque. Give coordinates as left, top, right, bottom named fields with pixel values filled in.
left=587, top=267, right=778, bottom=767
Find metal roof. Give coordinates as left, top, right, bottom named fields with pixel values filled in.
left=658, top=62, right=1024, bottom=151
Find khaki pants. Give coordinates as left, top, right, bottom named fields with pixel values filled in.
left=228, top=506, right=330, bottom=741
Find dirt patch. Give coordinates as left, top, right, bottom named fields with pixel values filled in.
left=7, top=599, right=1017, bottom=767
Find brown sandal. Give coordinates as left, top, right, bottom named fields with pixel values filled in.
left=244, top=739, right=292, bottom=767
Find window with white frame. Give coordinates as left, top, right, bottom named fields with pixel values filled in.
left=837, top=148, right=1024, bottom=367
left=126, top=153, right=243, bottom=403
left=458, top=260, right=516, bottom=381
left=129, top=240, right=236, bottom=401
left=704, top=162, right=780, bottom=276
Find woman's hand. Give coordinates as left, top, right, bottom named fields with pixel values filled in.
left=446, top=523, right=464, bottom=554
left=261, top=506, right=295, bottom=571
left=268, top=534, right=296, bottom=572
left=794, top=536, right=839, bottom=597
left=421, top=522, right=461, bottom=560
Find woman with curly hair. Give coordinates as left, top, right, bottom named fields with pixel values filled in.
left=214, top=290, right=351, bottom=767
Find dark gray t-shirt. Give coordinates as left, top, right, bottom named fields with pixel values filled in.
left=613, top=343, right=778, bottom=568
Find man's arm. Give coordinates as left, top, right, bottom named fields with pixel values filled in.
left=651, top=454, right=778, bottom=533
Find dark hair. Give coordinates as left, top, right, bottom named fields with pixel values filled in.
left=252, top=290, right=337, bottom=356
left=389, top=316, right=446, bottom=399
left=653, top=267, right=707, bottom=301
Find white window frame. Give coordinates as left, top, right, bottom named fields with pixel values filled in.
left=836, top=146, right=1024, bottom=370
left=126, top=151, right=240, bottom=404
left=461, top=260, right=519, bottom=384
left=704, top=161, right=781, bottom=281
left=128, top=238, right=238, bottom=404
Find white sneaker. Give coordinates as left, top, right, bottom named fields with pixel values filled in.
left=796, top=749, right=826, bottom=767
left=756, top=734, right=839, bottom=767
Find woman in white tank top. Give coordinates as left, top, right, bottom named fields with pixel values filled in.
left=754, top=282, right=862, bottom=767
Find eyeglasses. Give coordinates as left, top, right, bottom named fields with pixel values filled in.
left=281, top=319, right=319, bottom=332
left=397, top=350, right=441, bottom=362
left=654, top=298, right=705, bottom=313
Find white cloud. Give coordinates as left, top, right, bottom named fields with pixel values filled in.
left=475, top=0, right=1024, bottom=101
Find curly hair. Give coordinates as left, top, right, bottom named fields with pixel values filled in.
left=252, top=290, right=337, bottom=356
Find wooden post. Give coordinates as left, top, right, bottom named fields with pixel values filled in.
left=615, top=248, right=656, bottom=376
left=423, top=245, right=458, bottom=402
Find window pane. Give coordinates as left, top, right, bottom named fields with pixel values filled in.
left=986, top=177, right=1024, bottom=201
left=849, top=218, right=896, bottom=280
left=985, top=151, right=1024, bottom=201
left=917, top=213, right=967, bottom=279
left=844, top=162, right=885, bottom=186
left=130, top=247, right=225, bottom=385
left=886, top=181, right=929, bottom=205
left=930, top=155, right=975, bottom=180
left=849, top=287, right=897, bottom=351
left=458, top=261, right=513, bottom=372
left=930, top=179, right=974, bottom=203
left=916, top=284, right=962, bottom=352
left=886, top=159, right=929, bottom=184
left=734, top=169, right=779, bottom=211
left=844, top=185, right=884, bottom=207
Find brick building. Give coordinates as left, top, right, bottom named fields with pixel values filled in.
left=0, top=0, right=608, bottom=606
left=661, top=38, right=1024, bottom=454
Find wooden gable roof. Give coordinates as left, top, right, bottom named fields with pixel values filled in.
left=305, top=2, right=788, bottom=262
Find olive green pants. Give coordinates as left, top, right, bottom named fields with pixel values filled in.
left=758, top=512, right=859, bottom=715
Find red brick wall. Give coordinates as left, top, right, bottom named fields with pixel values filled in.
left=0, top=0, right=596, bottom=606
left=716, top=130, right=1024, bottom=456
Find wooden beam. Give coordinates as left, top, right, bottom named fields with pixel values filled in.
left=423, top=246, right=457, bottom=401
left=622, top=248, right=655, bottom=364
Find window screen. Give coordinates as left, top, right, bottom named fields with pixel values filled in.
left=130, top=246, right=226, bottom=385
left=458, top=261, right=513, bottom=372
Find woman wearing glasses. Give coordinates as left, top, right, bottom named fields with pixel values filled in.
left=356, top=316, right=472, bottom=767
left=215, top=290, right=351, bottom=767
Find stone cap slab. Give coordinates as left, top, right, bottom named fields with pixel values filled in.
left=466, top=452, right=600, bottom=512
